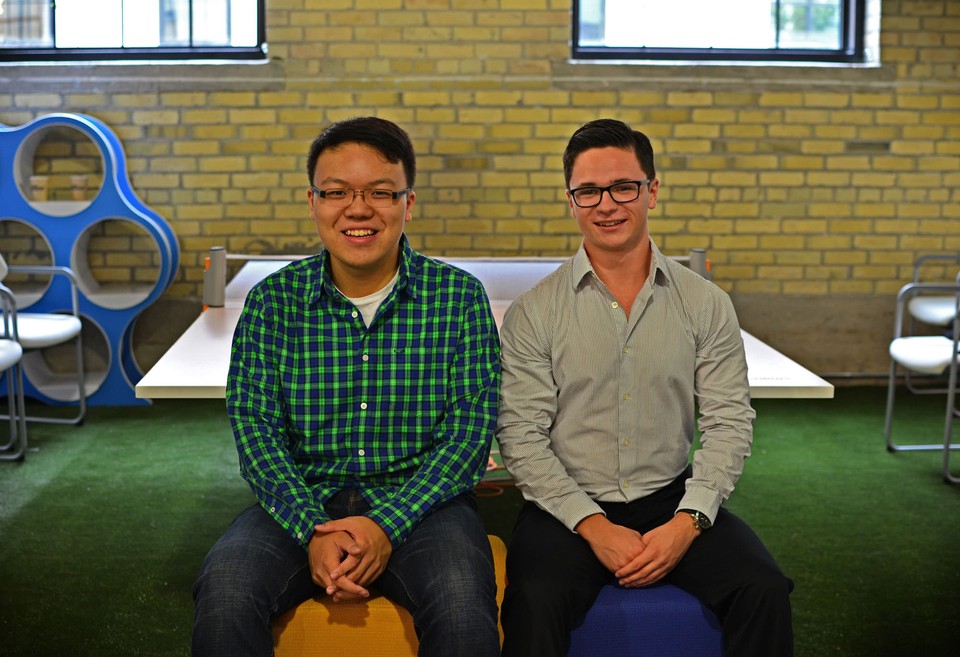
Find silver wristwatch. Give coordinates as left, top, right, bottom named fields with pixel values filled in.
left=678, top=509, right=712, bottom=532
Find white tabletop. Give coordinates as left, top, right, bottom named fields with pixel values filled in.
left=137, top=259, right=833, bottom=400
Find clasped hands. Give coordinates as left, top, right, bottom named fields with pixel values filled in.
left=575, top=513, right=699, bottom=588
left=308, top=515, right=392, bottom=602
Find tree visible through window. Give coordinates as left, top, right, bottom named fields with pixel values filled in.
left=574, top=0, right=865, bottom=63
left=0, top=0, right=265, bottom=61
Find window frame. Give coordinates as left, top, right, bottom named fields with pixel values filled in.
left=572, top=0, right=867, bottom=65
left=0, top=0, right=267, bottom=63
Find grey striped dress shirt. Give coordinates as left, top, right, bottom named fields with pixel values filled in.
left=497, top=240, right=755, bottom=532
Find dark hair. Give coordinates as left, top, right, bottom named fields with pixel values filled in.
left=306, top=116, right=416, bottom=188
left=562, top=118, right=656, bottom=187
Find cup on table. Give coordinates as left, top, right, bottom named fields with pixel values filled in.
left=70, top=175, right=89, bottom=201
left=29, top=175, right=49, bottom=202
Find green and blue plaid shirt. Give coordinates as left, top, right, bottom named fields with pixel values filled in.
left=227, top=238, right=500, bottom=548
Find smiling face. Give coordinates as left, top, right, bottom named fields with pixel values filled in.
left=307, top=141, right=415, bottom=296
left=567, top=146, right=659, bottom=260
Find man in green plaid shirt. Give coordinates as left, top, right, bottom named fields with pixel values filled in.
left=193, top=117, right=501, bottom=657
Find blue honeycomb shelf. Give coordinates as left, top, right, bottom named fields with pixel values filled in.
left=0, top=113, right=179, bottom=406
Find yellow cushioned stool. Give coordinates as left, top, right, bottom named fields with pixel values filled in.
left=273, top=535, right=507, bottom=657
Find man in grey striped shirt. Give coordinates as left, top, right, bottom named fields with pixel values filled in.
left=497, top=118, right=793, bottom=657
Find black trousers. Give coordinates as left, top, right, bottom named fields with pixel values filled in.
left=500, top=471, right=794, bottom=657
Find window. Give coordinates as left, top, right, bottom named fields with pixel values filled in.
left=0, top=0, right=265, bottom=61
left=574, top=0, right=866, bottom=64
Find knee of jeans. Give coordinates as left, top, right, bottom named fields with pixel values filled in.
left=194, top=539, right=281, bottom=612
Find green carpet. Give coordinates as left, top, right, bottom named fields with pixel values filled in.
left=1, top=387, right=958, bottom=656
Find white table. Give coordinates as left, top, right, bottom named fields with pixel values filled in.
left=136, top=259, right=834, bottom=400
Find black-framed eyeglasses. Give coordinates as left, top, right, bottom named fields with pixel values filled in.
left=310, top=186, right=411, bottom=208
left=568, top=180, right=652, bottom=208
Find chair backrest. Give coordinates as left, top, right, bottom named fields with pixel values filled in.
left=0, top=253, right=7, bottom=281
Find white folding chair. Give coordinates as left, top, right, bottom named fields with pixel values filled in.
left=0, top=254, right=86, bottom=426
left=0, top=282, right=28, bottom=461
left=902, top=253, right=960, bottom=395
left=884, top=273, right=960, bottom=484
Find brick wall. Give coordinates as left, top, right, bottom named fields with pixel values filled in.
left=1, top=0, right=958, bottom=376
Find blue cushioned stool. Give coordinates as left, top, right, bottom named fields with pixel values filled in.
left=568, top=584, right=723, bottom=657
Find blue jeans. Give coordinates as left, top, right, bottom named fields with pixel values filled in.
left=192, top=491, right=499, bottom=657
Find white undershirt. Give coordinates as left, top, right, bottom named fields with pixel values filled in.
left=340, top=269, right=400, bottom=327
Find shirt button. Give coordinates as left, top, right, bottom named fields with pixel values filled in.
left=351, top=311, right=359, bottom=318
left=297, top=532, right=303, bottom=539
left=362, top=354, right=369, bottom=362
left=358, top=449, right=365, bottom=456
left=623, top=439, right=630, bottom=446
left=623, top=393, right=631, bottom=400
left=622, top=347, right=629, bottom=354
left=623, top=481, right=630, bottom=488
left=360, top=402, right=368, bottom=410
left=611, top=302, right=619, bottom=309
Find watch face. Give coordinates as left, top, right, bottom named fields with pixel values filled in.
left=684, top=510, right=710, bottom=530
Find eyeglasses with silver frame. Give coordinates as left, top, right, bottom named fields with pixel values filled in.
left=310, top=186, right=411, bottom=208
left=568, top=180, right=652, bottom=208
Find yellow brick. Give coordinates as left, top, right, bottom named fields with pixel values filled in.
left=760, top=235, right=805, bottom=250
left=687, top=220, right=734, bottom=234
left=132, top=110, right=180, bottom=125
left=784, top=281, right=829, bottom=294
left=809, top=235, right=852, bottom=250
left=209, top=92, right=256, bottom=106
left=757, top=266, right=804, bottom=280
left=851, top=93, right=895, bottom=108
left=402, top=91, right=450, bottom=107
left=876, top=110, right=922, bottom=125
left=804, top=140, right=847, bottom=155
left=901, top=236, right=949, bottom=251
left=732, top=219, right=782, bottom=234
left=710, top=172, right=757, bottom=187
left=824, top=156, right=872, bottom=171
left=781, top=156, right=825, bottom=170
left=808, top=203, right=853, bottom=218
left=501, top=0, right=549, bottom=9
left=759, top=92, right=804, bottom=107
left=803, top=93, right=849, bottom=108
left=667, top=92, right=714, bottom=107
left=570, top=91, right=618, bottom=107
left=430, top=172, right=480, bottom=187
left=198, top=157, right=248, bottom=173
left=472, top=235, right=521, bottom=251
left=853, top=203, right=897, bottom=218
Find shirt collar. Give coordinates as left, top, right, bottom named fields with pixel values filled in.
left=570, top=239, right=671, bottom=292
left=312, top=234, right=417, bottom=303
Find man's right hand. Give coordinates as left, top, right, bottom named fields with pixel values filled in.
left=574, top=513, right=647, bottom=575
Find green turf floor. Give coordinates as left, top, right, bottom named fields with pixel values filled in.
left=1, top=387, right=958, bottom=656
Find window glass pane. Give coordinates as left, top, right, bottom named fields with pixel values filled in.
left=599, top=0, right=777, bottom=49
left=579, top=0, right=846, bottom=54
left=56, top=0, right=123, bottom=48
left=778, top=0, right=842, bottom=49
left=124, top=0, right=162, bottom=47
left=159, top=0, right=190, bottom=46
left=194, top=0, right=231, bottom=46
left=0, top=0, right=53, bottom=47
left=230, top=0, right=258, bottom=47
left=0, top=0, right=262, bottom=57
